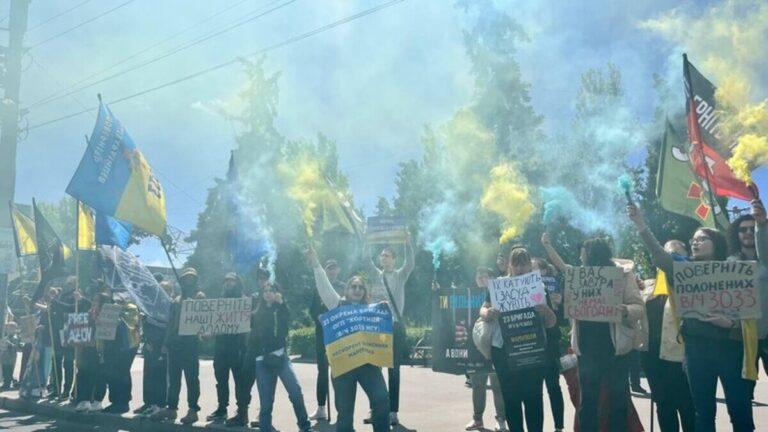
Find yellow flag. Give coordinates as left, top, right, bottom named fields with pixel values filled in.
left=10, top=204, right=37, bottom=256
left=653, top=269, right=670, bottom=296
left=77, top=201, right=97, bottom=251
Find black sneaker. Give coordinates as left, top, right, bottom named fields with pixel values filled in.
left=133, top=404, right=151, bottom=414
left=102, top=404, right=130, bottom=414
left=225, top=409, right=248, bottom=427
left=207, top=407, right=227, bottom=421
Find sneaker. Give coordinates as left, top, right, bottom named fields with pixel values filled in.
left=390, top=412, right=399, bottom=426
left=309, top=405, right=327, bottom=421
left=141, top=405, right=161, bottom=417
left=102, top=404, right=129, bottom=414
left=206, top=407, right=227, bottom=421
left=134, top=404, right=151, bottom=415
left=226, top=409, right=248, bottom=427
left=88, top=401, right=103, bottom=412
left=631, top=384, right=648, bottom=394
left=465, top=419, right=484, bottom=430
left=150, top=407, right=177, bottom=421
left=75, top=401, right=91, bottom=412
left=180, top=409, right=199, bottom=425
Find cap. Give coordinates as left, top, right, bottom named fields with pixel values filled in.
left=180, top=267, right=198, bottom=279
left=324, top=259, right=339, bottom=270
left=223, top=272, right=239, bottom=281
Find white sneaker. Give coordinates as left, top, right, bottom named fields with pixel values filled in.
left=75, top=401, right=91, bottom=412
left=389, top=412, right=399, bottom=426
left=309, top=405, right=327, bottom=420
left=89, top=401, right=103, bottom=412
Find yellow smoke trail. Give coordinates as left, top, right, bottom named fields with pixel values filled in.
left=640, top=0, right=768, bottom=183
left=278, top=155, right=331, bottom=238
left=480, top=163, right=535, bottom=244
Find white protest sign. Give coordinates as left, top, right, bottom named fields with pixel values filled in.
left=488, top=271, right=547, bottom=312
left=671, top=261, right=761, bottom=320
left=95, top=304, right=122, bottom=341
left=565, top=266, right=625, bottom=322
left=178, top=297, right=252, bottom=336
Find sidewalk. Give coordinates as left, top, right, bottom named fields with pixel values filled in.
left=1, top=356, right=767, bottom=431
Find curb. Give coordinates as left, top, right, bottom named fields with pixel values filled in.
left=0, top=396, right=247, bottom=431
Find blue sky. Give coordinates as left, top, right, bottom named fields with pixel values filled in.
left=10, top=0, right=763, bottom=265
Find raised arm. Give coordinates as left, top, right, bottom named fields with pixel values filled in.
left=627, top=204, right=674, bottom=275
left=306, top=248, right=341, bottom=310
left=541, top=232, right=568, bottom=274
left=752, top=199, right=768, bottom=266
left=399, top=233, right=415, bottom=277
left=363, top=242, right=381, bottom=277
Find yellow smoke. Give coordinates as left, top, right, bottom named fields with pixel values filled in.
left=641, top=0, right=768, bottom=183
left=480, top=163, right=535, bottom=244
left=278, top=155, right=331, bottom=238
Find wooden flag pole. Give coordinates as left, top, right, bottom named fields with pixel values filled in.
left=160, top=236, right=181, bottom=285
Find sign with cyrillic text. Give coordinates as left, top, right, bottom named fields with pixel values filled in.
left=321, top=303, right=393, bottom=378
left=565, top=266, right=625, bottom=322
left=488, top=271, right=547, bottom=312
left=671, top=261, right=761, bottom=320
left=431, top=287, right=490, bottom=375
left=178, top=297, right=252, bottom=336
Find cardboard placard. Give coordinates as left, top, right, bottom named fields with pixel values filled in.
left=178, top=297, right=252, bottom=336
left=62, top=313, right=92, bottom=346
left=488, top=271, right=547, bottom=312
left=565, top=266, right=625, bottom=322
left=321, top=303, right=393, bottom=378
left=95, top=304, right=122, bottom=341
left=671, top=261, right=761, bottom=320
left=431, top=287, right=490, bottom=375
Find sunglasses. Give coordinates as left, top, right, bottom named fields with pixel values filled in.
left=690, top=236, right=711, bottom=244
left=738, top=227, right=755, bottom=234
left=349, top=284, right=365, bottom=290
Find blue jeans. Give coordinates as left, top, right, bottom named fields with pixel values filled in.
left=332, top=364, right=389, bottom=432
left=684, top=335, right=754, bottom=432
left=254, top=354, right=311, bottom=432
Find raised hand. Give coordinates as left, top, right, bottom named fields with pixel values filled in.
left=751, top=199, right=767, bottom=224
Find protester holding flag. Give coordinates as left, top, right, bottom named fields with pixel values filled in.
left=479, top=246, right=557, bottom=432
left=727, top=213, right=768, bottom=397
left=135, top=281, right=172, bottom=417
left=542, top=233, right=646, bottom=432
left=206, top=273, right=248, bottom=423
left=307, top=246, right=390, bottom=432
left=0, top=321, right=20, bottom=390
left=151, top=268, right=204, bottom=425
left=20, top=286, right=60, bottom=399
left=628, top=202, right=763, bottom=432
left=48, top=276, right=83, bottom=401
left=309, top=258, right=345, bottom=422
left=363, top=235, right=414, bottom=426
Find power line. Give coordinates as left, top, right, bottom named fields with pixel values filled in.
left=28, top=0, right=138, bottom=49
left=27, top=0, right=406, bottom=131
left=26, top=0, right=255, bottom=109
left=27, top=0, right=93, bottom=32
left=27, top=0, right=291, bottom=110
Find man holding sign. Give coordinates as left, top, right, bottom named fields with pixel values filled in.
left=479, top=246, right=556, bottom=432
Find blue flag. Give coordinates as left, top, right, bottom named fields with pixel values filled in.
left=66, top=103, right=167, bottom=236
left=96, top=214, right=132, bottom=250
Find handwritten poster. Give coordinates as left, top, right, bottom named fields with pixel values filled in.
left=671, top=261, right=761, bottom=320
left=178, top=297, right=252, bottom=336
left=565, top=266, right=625, bottom=322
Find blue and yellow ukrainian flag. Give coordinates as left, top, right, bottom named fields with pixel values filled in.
left=77, top=201, right=97, bottom=251
left=66, top=103, right=166, bottom=236
left=9, top=203, right=37, bottom=256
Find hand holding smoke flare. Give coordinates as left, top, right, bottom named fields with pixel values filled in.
left=617, top=174, right=634, bottom=205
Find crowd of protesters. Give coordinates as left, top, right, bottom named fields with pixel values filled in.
left=0, top=199, right=767, bottom=432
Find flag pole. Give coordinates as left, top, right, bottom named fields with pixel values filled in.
left=160, top=235, right=181, bottom=285
left=72, top=201, right=80, bottom=402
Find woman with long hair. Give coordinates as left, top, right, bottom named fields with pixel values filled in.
left=628, top=202, right=763, bottom=432
left=307, top=247, right=390, bottom=432
left=542, top=233, right=645, bottom=432
left=479, top=246, right=557, bottom=432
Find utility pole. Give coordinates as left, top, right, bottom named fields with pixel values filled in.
left=0, top=0, right=30, bottom=331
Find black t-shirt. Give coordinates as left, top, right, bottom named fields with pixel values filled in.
left=578, top=321, right=612, bottom=357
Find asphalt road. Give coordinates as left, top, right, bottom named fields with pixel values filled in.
left=1, top=356, right=768, bottom=431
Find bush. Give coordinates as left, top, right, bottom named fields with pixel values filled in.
left=288, top=325, right=431, bottom=362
